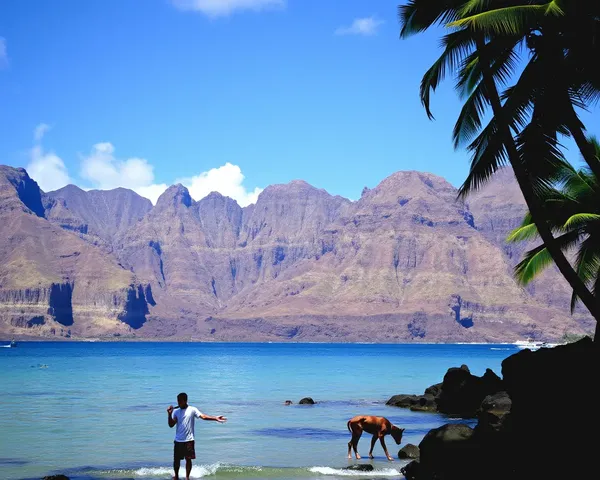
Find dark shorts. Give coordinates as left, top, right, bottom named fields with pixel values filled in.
left=174, top=440, right=195, bottom=461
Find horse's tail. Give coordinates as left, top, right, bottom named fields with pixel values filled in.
left=347, top=419, right=352, bottom=433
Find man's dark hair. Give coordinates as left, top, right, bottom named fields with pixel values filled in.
left=177, top=392, right=188, bottom=401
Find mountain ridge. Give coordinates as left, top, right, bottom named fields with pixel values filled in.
left=0, top=164, right=593, bottom=342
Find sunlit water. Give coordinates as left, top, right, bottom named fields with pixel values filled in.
left=0, top=342, right=520, bottom=480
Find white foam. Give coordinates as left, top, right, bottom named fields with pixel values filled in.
left=309, top=466, right=402, bottom=476
left=133, top=463, right=221, bottom=477
left=133, top=466, right=173, bottom=476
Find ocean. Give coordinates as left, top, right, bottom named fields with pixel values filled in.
left=0, top=341, right=520, bottom=480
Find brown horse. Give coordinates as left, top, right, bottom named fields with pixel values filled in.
left=346, top=415, right=405, bottom=461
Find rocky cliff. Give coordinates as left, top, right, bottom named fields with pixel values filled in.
left=0, top=164, right=594, bottom=342
left=0, top=166, right=153, bottom=339
left=43, top=184, right=152, bottom=248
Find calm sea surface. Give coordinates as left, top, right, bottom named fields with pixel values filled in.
left=0, top=342, right=520, bottom=480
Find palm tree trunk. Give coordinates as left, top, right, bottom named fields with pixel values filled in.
left=475, top=36, right=600, bottom=343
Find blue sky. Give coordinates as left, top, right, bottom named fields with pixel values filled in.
left=0, top=0, right=598, bottom=205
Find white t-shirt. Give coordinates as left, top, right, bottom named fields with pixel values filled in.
left=172, top=406, right=203, bottom=442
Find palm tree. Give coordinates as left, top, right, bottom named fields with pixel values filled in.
left=398, top=0, right=600, bottom=339
left=508, top=143, right=600, bottom=312
left=449, top=0, right=600, bottom=337
left=452, top=0, right=600, bottom=179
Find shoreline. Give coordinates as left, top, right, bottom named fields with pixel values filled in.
left=2, top=337, right=539, bottom=345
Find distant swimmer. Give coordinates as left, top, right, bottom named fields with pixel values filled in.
left=284, top=400, right=293, bottom=405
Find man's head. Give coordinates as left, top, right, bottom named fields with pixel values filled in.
left=391, top=425, right=405, bottom=445
left=177, top=392, right=188, bottom=409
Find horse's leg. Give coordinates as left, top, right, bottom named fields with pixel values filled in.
left=379, top=435, right=393, bottom=461
left=347, top=431, right=353, bottom=459
left=353, top=430, right=362, bottom=459
left=368, top=435, right=377, bottom=458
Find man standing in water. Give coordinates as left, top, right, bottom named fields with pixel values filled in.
left=167, top=392, right=227, bottom=480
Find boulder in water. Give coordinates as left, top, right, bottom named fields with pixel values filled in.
left=344, top=464, right=374, bottom=471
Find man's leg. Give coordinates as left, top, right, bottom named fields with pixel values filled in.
left=185, top=458, right=192, bottom=480
left=173, top=443, right=180, bottom=480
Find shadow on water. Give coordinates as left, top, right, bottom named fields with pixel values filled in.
left=19, top=463, right=158, bottom=480
left=0, top=458, right=29, bottom=466
left=253, top=426, right=347, bottom=439
left=20, top=477, right=102, bottom=480
left=216, top=398, right=387, bottom=407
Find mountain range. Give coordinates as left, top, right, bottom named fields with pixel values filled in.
left=0, top=164, right=594, bottom=342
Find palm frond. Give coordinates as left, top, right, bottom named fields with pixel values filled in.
left=575, top=134, right=600, bottom=179
left=519, top=211, right=533, bottom=227
left=578, top=81, right=600, bottom=107
left=498, top=56, right=543, bottom=133
left=589, top=136, right=600, bottom=156
left=515, top=108, right=568, bottom=196
left=594, top=267, right=600, bottom=298
left=452, top=37, right=523, bottom=148
left=457, top=117, right=509, bottom=198
left=574, top=236, right=600, bottom=286
left=570, top=236, right=600, bottom=310
left=453, top=78, right=489, bottom=148
left=459, top=0, right=494, bottom=17
left=507, top=223, right=539, bottom=243
left=399, top=0, right=462, bottom=38
left=449, top=1, right=565, bottom=36
left=514, top=229, right=581, bottom=285
left=456, top=36, right=523, bottom=98
left=563, top=214, right=600, bottom=230
left=561, top=170, right=596, bottom=202
left=514, top=246, right=555, bottom=285
left=420, top=28, right=477, bottom=119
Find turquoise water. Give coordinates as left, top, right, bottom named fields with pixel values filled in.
left=0, top=342, right=519, bottom=480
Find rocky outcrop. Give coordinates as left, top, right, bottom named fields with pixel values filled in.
left=386, top=364, right=504, bottom=418
left=398, top=443, right=420, bottom=460
left=343, top=464, right=373, bottom=471
left=400, top=338, right=598, bottom=480
left=0, top=166, right=45, bottom=217
left=404, top=423, right=477, bottom=480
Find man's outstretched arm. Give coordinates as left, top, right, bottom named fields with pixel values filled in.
left=200, top=412, right=227, bottom=423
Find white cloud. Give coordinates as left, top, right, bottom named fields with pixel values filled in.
left=34, top=123, right=51, bottom=142
left=79, top=143, right=261, bottom=206
left=21, top=126, right=263, bottom=206
left=335, top=16, right=383, bottom=36
left=0, top=37, right=8, bottom=68
left=79, top=142, right=168, bottom=204
left=178, top=162, right=263, bottom=207
left=26, top=124, right=71, bottom=192
left=171, top=0, right=284, bottom=17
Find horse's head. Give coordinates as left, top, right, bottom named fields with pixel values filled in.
left=391, top=425, right=405, bottom=445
